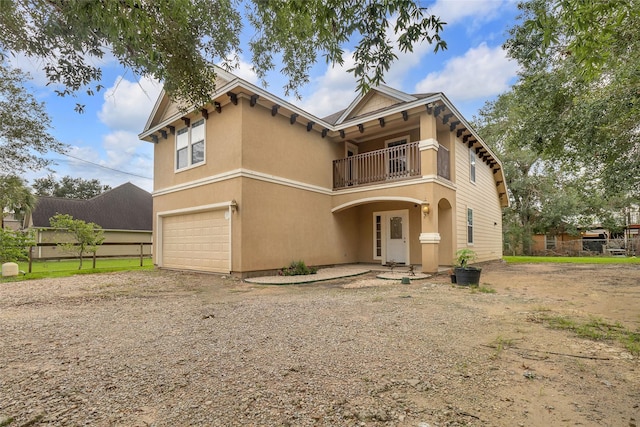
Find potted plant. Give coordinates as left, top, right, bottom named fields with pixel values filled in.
left=453, top=249, right=481, bottom=286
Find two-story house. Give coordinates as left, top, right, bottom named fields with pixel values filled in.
left=139, top=68, right=508, bottom=277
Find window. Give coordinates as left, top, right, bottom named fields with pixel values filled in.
left=386, top=135, right=409, bottom=177
left=545, top=234, right=557, bottom=250
left=374, top=214, right=382, bottom=259
left=176, top=119, right=206, bottom=170
left=467, top=208, right=474, bottom=244
left=469, top=148, right=476, bottom=183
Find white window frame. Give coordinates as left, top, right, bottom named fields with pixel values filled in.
left=385, top=135, right=410, bottom=178
left=175, top=118, right=206, bottom=171
left=373, top=213, right=382, bottom=260
left=467, top=208, right=474, bottom=245
left=469, top=148, right=476, bottom=183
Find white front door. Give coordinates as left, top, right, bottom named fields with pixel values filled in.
left=385, top=210, right=408, bottom=264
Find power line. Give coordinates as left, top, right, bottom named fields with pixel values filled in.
left=50, top=152, right=153, bottom=180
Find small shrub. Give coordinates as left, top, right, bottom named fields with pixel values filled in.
left=279, top=260, right=317, bottom=276
left=0, top=228, right=36, bottom=263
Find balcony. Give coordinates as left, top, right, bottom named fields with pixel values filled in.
left=333, top=142, right=421, bottom=189
left=333, top=142, right=451, bottom=190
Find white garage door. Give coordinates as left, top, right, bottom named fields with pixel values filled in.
left=161, top=210, right=230, bottom=273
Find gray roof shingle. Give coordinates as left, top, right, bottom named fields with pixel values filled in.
left=31, top=182, right=152, bottom=231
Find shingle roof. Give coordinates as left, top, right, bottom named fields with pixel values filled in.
left=321, top=92, right=438, bottom=125
left=31, top=182, right=152, bottom=231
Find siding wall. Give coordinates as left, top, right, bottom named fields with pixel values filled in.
left=454, top=141, right=503, bottom=263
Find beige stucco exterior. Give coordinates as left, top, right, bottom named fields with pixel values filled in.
left=141, top=71, right=508, bottom=276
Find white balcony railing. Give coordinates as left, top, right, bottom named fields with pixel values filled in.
left=333, top=142, right=421, bottom=189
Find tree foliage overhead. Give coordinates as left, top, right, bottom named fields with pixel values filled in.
left=0, top=0, right=446, bottom=108
left=504, top=0, right=639, bottom=198
left=0, top=62, right=65, bottom=173
left=475, top=0, right=639, bottom=254
left=33, top=175, right=111, bottom=200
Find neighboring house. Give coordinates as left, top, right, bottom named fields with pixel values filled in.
left=2, top=212, right=22, bottom=231
left=532, top=231, right=595, bottom=255
left=139, top=68, right=508, bottom=276
left=23, top=182, right=152, bottom=259
left=535, top=212, right=640, bottom=256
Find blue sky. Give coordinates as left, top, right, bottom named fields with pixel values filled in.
left=12, top=0, right=521, bottom=193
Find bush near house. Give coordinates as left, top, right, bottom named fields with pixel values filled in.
left=279, top=261, right=318, bottom=276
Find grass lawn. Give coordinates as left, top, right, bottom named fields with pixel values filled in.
left=2, top=257, right=154, bottom=281
left=504, top=255, right=640, bottom=264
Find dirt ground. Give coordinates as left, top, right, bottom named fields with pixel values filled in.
left=0, top=261, right=638, bottom=426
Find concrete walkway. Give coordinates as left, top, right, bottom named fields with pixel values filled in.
left=244, top=264, right=436, bottom=285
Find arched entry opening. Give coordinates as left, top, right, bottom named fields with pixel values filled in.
left=332, top=197, right=424, bottom=266
left=438, top=198, right=453, bottom=266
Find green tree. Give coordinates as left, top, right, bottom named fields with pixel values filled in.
left=476, top=0, right=639, bottom=253
left=504, top=0, right=639, bottom=198
left=0, top=0, right=446, bottom=108
left=474, top=90, right=595, bottom=255
left=0, top=175, right=36, bottom=229
left=0, top=62, right=65, bottom=173
left=49, top=214, right=104, bottom=270
left=33, top=175, right=111, bottom=199
left=0, top=228, right=35, bottom=263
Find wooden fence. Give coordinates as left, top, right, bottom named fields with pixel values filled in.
left=27, top=242, right=152, bottom=273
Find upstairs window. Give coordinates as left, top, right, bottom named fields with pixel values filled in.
left=469, top=148, right=476, bottom=183
left=176, top=119, right=206, bottom=170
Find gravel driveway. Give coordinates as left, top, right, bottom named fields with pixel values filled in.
left=1, top=264, right=638, bottom=426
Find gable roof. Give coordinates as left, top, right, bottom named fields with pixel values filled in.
left=332, top=85, right=418, bottom=125
left=139, top=70, right=508, bottom=207
left=29, top=182, right=152, bottom=231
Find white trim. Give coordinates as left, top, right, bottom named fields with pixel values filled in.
left=373, top=213, right=382, bottom=260
left=335, top=86, right=417, bottom=125
left=152, top=168, right=332, bottom=197
left=156, top=201, right=235, bottom=217
left=419, top=138, right=439, bottom=151
left=152, top=169, right=457, bottom=200
left=337, top=95, right=440, bottom=129
left=419, top=232, right=441, bottom=244
left=243, top=169, right=332, bottom=195
left=153, top=169, right=242, bottom=196
left=332, top=196, right=423, bottom=213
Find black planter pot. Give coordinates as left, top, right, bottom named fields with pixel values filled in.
left=453, top=267, right=482, bottom=286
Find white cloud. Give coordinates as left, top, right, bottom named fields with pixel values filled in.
left=429, top=0, right=506, bottom=29
left=414, top=43, right=519, bottom=101
left=295, top=53, right=359, bottom=119
left=46, top=141, right=152, bottom=191
left=232, top=57, right=259, bottom=84
left=98, top=75, right=162, bottom=133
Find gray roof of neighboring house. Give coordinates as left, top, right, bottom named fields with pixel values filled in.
left=30, top=182, right=152, bottom=231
